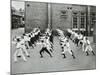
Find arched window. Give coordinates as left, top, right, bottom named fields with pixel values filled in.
left=72, top=12, right=78, bottom=28
left=80, top=12, right=86, bottom=28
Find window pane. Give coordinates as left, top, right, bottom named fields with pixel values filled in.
left=90, top=12, right=96, bottom=28
left=72, top=12, right=78, bottom=28
left=80, top=12, right=85, bottom=28
left=73, top=17, right=78, bottom=28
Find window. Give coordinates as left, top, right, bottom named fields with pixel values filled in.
left=80, top=12, right=86, bottom=28
left=90, top=13, right=96, bottom=28
left=72, top=12, right=78, bottom=28
left=80, top=17, right=85, bottom=28
left=73, top=17, right=78, bottom=28
left=72, top=12, right=86, bottom=29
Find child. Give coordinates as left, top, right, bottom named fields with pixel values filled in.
left=61, top=40, right=76, bottom=59
left=84, top=37, right=95, bottom=56
left=13, top=37, right=30, bottom=62
left=39, top=38, right=52, bottom=58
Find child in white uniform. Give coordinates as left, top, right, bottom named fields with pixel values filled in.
left=77, top=33, right=83, bottom=46
left=13, top=37, right=30, bottom=62
left=39, top=38, right=52, bottom=58
left=61, top=40, right=76, bottom=59
left=59, top=36, right=69, bottom=51
left=84, top=37, right=95, bottom=56
left=56, top=28, right=64, bottom=37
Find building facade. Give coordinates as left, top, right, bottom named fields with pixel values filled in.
left=25, top=1, right=96, bottom=36
left=11, top=7, right=24, bottom=29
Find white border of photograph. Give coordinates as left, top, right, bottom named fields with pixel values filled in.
left=0, top=0, right=99, bottom=75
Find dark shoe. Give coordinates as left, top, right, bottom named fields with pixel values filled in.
left=50, top=56, right=53, bottom=58
left=40, top=56, right=43, bottom=58
left=86, top=51, right=89, bottom=56
left=62, top=54, right=66, bottom=59
left=63, top=56, right=66, bottom=59
left=73, top=56, right=76, bottom=59
left=26, top=47, right=29, bottom=49
left=27, top=55, right=30, bottom=57
left=17, top=56, right=21, bottom=58
left=72, top=55, right=76, bottom=59
left=92, top=51, right=95, bottom=55
left=86, top=54, right=89, bottom=56
left=50, top=49, right=53, bottom=53
left=62, top=50, right=64, bottom=52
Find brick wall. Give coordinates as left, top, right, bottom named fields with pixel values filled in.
left=25, top=1, right=48, bottom=32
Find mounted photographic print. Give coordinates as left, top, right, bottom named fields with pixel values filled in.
left=11, top=0, right=96, bottom=74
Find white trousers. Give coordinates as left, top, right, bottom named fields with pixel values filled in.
left=62, top=46, right=72, bottom=55
left=85, top=45, right=93, bottom=52
left=25, top=41, right=30, bottom=49
left=82, top=43, right=85, bottom=51
left=22, top=45, right=29, bottom=56
left=14, top=45, right=29, bottom=62
left=14, top=48, right=27, bottom=62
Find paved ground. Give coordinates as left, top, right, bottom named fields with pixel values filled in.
left=11, top=28, right=96, bottom=74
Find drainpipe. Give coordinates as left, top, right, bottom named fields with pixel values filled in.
left=47, top=3, right=52, bottom=29
left=86, top=6, right=91, bottom=36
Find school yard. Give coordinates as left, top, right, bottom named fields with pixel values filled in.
left=11, top=28, right=96, bottom=74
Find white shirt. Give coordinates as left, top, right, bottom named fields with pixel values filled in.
left=66, top=42, right=70, bottom=48
left=32, top=28, right=38, bottom=32
left=67, top=29, right=73, bottom=34
left=73, top=33, right=78, bottom=38
left=34, top=29, right=40, bottom=35
left=16, top=39, right=25, bottom=49
left=24, top=36, right=30, bottom=41
left=86, top=40, right=90, bottom=45
left=56, top=29, right=64, bottom=35
left=61, top=37, right=67, bottom=42
left=12, top=36, right=22, bottom=45
left=31, top=33, right=35, bottom=37
left=78, top=34, right=83, bottom=39
left=42, top=41, right=47, bottom=48
left=46, top=28, right=50, bottom=32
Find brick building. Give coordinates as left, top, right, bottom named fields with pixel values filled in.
left=11, top=7, right=24, bottom=28
left=25, top=1, right=96, bottom=36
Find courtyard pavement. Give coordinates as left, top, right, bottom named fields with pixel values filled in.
left=11, top=28, right=96, bottom=74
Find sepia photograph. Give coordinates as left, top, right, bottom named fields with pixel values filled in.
left=11, top=0, right=96, bottom=74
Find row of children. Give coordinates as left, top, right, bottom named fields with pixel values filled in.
left=56, top=28, right=95, bottom=59
left=12, top=27, right=41, bottom=62
left=12, top=27, right=95, bottom=62
left=12, top=27, right=54, bottom=62
left=56, top=29, right=76, bottom=59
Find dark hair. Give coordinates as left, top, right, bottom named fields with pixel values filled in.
left=41, top=40, right=44, bottom=43
left=45, top=36, right=48, bottom=39
left=23, top=33, right=25, bottom=36
left=31, top=33, right=33, bottom=35
left=86, top=37, right=88, bottom=40
left=17, top=38, right=20, bottom=42
left=67, top=40, right=69, bottom=42
left=29, top=35, right=31, bottom=37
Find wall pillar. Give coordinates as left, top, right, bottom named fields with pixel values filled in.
left=47, top=3, right=52, bottom=29
left=86, top=6, right=91, bottom=36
